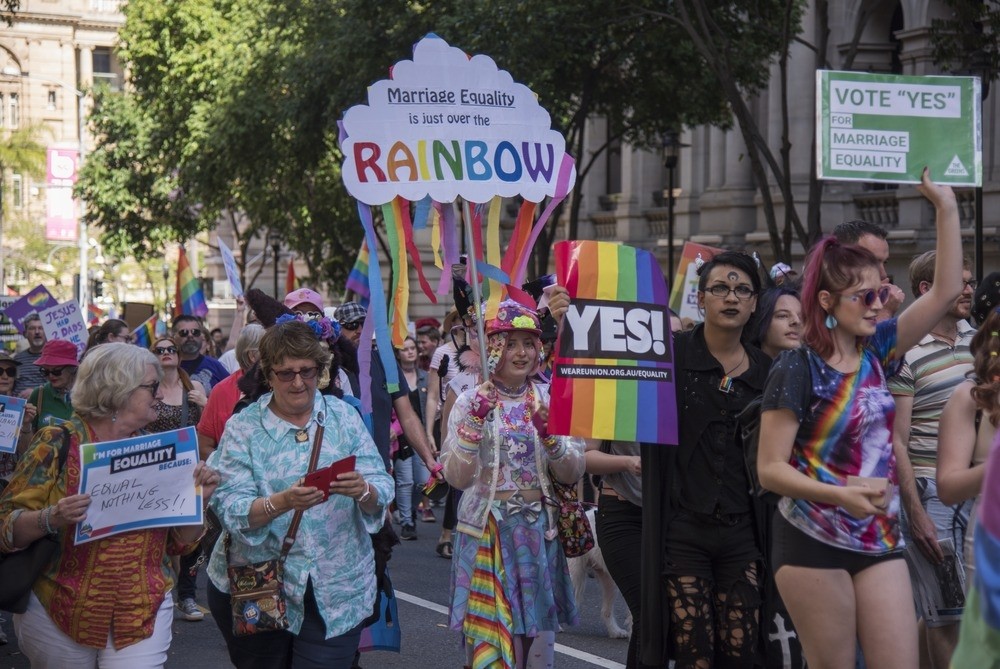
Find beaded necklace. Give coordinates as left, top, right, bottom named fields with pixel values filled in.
left=498, top=383, right=536, bottom=438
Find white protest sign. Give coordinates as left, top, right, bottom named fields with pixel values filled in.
left=340, top=34, right=577, bottom=206
left=37, top=300, right=88, bottom=359
left=0, top=395, right=26, bottom=454
left=217, top=237, right=243, bottom=298
left=75, top=427, right=203, bottom=544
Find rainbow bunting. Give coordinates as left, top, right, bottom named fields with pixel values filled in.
left=548, top=240, right=678, bottom=446
left=132, top=315, right=157, bottom=348
left=174, top=245, right=208, bottom=318
left=345, top=240, right=371, bottom=308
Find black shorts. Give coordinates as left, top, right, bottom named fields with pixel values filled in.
left=771, top=509, right=903, bottom=576
left=665, top=510, right=760, bottom=589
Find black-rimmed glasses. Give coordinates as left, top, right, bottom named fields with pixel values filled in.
left=176, top=329, right=202, bottom=338
left=154, top=346, right=178, bottom=356
left=137, top=381, right=161, bottom=396
left=0, top=367, right=17, bottom=378
left=705, top=284, right=755, bottom=300
left=40, top=367, right=68, bottom=378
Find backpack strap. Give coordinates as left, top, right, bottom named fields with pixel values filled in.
left=57, top=425, right=72, bottom=473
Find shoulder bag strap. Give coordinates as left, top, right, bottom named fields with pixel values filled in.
left=279, top=412, right=326, bottom=561
left=57, top=425, right=71, bottom=472
left=180, top=389, right=190, bottom=428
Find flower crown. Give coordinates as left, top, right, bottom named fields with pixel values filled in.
left=275, top=313, right=341, bottom=341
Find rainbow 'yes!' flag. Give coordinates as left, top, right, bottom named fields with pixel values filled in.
left=548, top=240, right=678, bottom=446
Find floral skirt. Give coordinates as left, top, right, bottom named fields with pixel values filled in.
left=449, top=504, right=579, bottom=637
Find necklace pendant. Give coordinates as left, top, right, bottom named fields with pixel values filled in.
left=718, top=376, right=733, bottom=394
left=295, top=429, right=309, bottom=443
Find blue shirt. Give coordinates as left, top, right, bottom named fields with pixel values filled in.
left=206, top=391, right=394, bottom=637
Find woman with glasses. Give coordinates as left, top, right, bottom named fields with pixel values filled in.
left=147, top=336, right=209, bottom=622
left=85, top=319, right=132, bottom=350
left=205, top=320, right=393, bottom=668
left=25, top=340, right=80, bottom=435
left=641, top=251, right=771, bottom=668
left=756, top=169, right=963, bottom=668
left=0, top=343, right=219, bottom=666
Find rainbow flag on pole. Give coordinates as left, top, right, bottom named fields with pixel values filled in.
left=548, top=240, right=678, bottom=445
left=132, top=315, right=158, bottom=348
left=345, top=240, right=371, bottom=308
left=174, top=245, right=208, bottom=318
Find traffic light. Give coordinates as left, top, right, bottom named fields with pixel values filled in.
left=91, top=278, right=104, bottom=298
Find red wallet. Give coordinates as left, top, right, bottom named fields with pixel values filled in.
left=302, top=455, right=357, bottom=501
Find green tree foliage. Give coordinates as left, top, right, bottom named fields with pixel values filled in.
left=80, top=0, right=801, bottom=289
left=931, top=0, right=1000, bottom=91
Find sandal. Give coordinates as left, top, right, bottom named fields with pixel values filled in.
left=436, top=540, right=453, bottom=559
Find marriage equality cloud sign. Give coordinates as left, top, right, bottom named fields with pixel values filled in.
left=340, top=34, right=576, bottom=206
left=74, top=427, right=202, bottom=545
left=817, top=70, right=981, bottom=185
left=548, top=241, right=678, bottom=446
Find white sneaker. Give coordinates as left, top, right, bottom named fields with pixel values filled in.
left=177, top=597, right=204, bottom=621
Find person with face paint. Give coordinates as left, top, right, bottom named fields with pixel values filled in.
left=641, top=250, right=772, bottom=669
left=442, top=300, right=585, bottom=669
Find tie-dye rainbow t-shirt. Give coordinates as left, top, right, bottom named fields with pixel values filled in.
left=762, top=319, right=902, bottom=554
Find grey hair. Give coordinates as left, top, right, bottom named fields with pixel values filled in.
left=71, top=343, right=162, bottom=419
left=236, top=323, right=265, bottom=371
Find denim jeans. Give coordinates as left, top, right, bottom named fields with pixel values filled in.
left=393, top=454, right=430, bottom=526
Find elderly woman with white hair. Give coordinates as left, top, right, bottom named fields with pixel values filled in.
left=0, top=342, right=219, bottom=668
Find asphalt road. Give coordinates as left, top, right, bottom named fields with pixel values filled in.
left=0, top=512, right=631, bottom=668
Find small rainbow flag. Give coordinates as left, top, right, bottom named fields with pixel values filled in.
left=174, top=245, right=208, bottom=318
left=87, top=303, right=105, bottom=326
left=132, top=315, right=157, bottom=348
left=548, top=240, right=678, bottom=445
left=345, top=239, right=371, bottom=308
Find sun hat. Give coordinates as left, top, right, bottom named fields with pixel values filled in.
left=972, top=271, right=1000, bottom=325
left=35, top=339, right=80, bottom=367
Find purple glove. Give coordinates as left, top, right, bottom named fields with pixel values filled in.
left=532, top=405, right=551, bottom=441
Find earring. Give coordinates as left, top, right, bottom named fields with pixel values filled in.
left=111, top=412, right=118, bottom=423
left=824, top=313, right=838, bottom=329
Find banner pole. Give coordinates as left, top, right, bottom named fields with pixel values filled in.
left=462, top=200, right=490, bottom=381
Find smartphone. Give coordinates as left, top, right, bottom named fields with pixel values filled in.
left=302, top=455, right=357, bottom=501
left=846, top=475, right=894, bottom=510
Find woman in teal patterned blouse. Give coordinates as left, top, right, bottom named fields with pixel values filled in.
left=206, top=320, right=394, bottom=668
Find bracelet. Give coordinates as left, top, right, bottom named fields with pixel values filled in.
left=36, top=507, right=46, bottom=532
left=262, top=496, right=278, bottom=518
left=358, top=482, right=373, bottom=504
left=42, top=507, right=56, bottom=535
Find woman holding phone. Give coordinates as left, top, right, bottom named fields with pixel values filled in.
left=757, top=169, right=963, bottom=668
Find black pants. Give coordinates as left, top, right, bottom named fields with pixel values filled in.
left=596, top=495, right=642, bottom=669
left=208, top=580, right=363, bottom=669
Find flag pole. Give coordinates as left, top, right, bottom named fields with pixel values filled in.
left=462, top=200, right=489, bottom=381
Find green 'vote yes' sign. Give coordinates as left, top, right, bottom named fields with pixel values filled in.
left=817, top=70, right=981, bottom=186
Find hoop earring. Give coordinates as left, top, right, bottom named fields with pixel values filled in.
left=824, top=313, right=838, bottom=329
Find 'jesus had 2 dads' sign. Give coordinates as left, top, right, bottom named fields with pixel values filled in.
left=38, top=300, right=88, bottom=360
left=817, top=70, right=981, bottom=185
left=75, top=427, right=202, bottom=545
left=549, top=241, right=678, bottom=446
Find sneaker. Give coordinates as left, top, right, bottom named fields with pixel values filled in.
left=420, top=507, right=436, bottom=523
left=177, top=597, right=204, bottom=621
left=401, top=524, right=417, bottom=541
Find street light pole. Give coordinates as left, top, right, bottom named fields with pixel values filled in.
left=269, top=231, right=281, bottom=298
left=661, top=130, right=689, bottom=286
left=1, top=68, right=87, bottom=306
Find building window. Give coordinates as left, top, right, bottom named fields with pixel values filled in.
left=47, top=90, right=57, bottom=110
left=8, top=93, right=18, bottom=129
left=11, top=174, right=22, bottom=209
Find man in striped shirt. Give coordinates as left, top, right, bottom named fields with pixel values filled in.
left=889, top=250, right=976, bottom=669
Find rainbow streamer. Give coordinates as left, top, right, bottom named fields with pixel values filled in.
left=382, top=198, right=411, bottom=347
left=132, top=315, right=158, bottom=349
left=357, top=202, right=399, bottom=411
left=345, top=240, right=371, bottom=308
left=548, top=240, right=678, bottom=446
left=484, top=197, right=504, bottom=321
left=174, top=245, right=208, bottom=318
left=463, top=515, right=515, bottom=669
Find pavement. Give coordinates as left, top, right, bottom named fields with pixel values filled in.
left=0, top=510, right=631, bottom=668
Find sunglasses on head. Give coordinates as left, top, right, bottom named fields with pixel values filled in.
left=0, top=366, right=17, bottom=378
left=846, top=286, right=892, bottom=307
left=176, top=329, right=202, bottom=338
left=271, top=366, right=319, bottom=382
left=154, top=346, right=178, bottom=355
left=40, top=367, right=67, bottom=378
left=294, top=310, right=323, bottom=321
left=340, top=321, right=363, bottom=331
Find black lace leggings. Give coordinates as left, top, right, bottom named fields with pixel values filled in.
left=664, top=512, right=761, bottom=669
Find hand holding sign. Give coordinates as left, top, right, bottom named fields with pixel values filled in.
left=52, top=493, right=92, bottom=530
